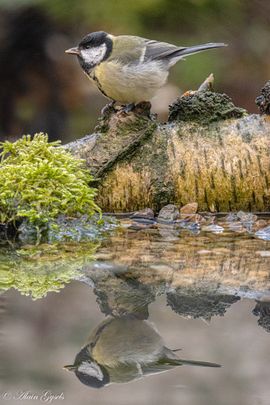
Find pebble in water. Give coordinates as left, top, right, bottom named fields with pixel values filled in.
left=225, top=213, right=238, bottom=222
left=202, top=224, right=224, bottom=234
left=252, top=219, right=268, bottom=232
left=255, top=225, right=270, bottom=241
left=157, top=204, right=180, bottom=223
left=131, top=208, right=155, bottom=220
left=180, top=202, right=198, bottom=219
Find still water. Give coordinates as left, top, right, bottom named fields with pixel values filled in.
left=1, top=218, right=270, bottom=405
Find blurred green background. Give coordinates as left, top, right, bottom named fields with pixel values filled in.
left=0, top=0, right=269, bottom=143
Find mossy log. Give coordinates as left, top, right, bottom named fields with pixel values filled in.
left=66, top=83, right=270, bottom=213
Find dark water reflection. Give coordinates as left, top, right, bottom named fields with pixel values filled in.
left=1, top=222, right=270, bottom=404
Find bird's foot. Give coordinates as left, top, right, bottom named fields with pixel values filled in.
left=121, top=101, right=152, bottom=117
left=101, top=100, right=116, bottom=116
left=121, top=103, right=136, bottom=114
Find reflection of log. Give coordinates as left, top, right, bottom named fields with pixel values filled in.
left=76, top=224, right=270, bottom=329
left=79, top=228, right=270, bottom=327
left=89, top=230, right=270, bottom=297
left=66, top=86, right=270, bottom=212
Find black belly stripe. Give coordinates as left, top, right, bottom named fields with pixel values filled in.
left=92, top=74, right=110, bottom=99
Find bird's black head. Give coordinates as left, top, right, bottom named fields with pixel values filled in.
left=63, top=345, right=110, bottom=389
left=65, top=31, right=113, bottom=73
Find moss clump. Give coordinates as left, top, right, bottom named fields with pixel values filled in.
left=256, top=80, right=270, bottom=115
left=0, top=133, right=101, bottom=238
left=168, top=91, right=246, bottom=124
left=167, top=288, right=240, bottom=321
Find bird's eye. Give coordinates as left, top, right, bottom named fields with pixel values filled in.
left=85, top=44, right=91, bottom=49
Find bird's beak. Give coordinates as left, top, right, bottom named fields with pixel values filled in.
left=63, top=364, right=76, bottom=371
left=65, top=47, right=80, bottom=55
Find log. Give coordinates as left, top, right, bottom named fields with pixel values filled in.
left=66, top=79, right=270, bottom=212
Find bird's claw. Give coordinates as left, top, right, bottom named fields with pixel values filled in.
left=121, top=103, right=136, bottom=114
left=101, top=101, right=116, bottom=116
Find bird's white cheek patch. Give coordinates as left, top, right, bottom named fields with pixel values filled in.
left=78, top=361, right=104, bottom=381
left=81, top=44, right=107, bottom=66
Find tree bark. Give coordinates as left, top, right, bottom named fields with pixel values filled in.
left=66, top=88, right=270, bottom=213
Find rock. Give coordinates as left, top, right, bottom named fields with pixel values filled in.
left=237, top=211, right=257, bottom=223
left=255, top=225, right=270, bottom=241
left=157, top=204, right=180, bottom=222
left=203, top=215, right=216, bottom=225
left=131, top=218, right=156, bottom=225
left=202, top=224, right=224, bottom=234
left=175, top=220, right=201, bottom=234
left=227, top=222, right=245, bottom=233
left=180, top=202, right=198, bottom=218
left=253, top=219, right=268, bottom=232
left=225, top=213, right=238, bottom=222
left=184, top=213, right=205, bottom=223
left=131, top=208, right=155, bottom=220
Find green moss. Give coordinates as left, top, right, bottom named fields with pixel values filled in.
left=0, top=133, right=101, bottom=237
left=168, top=91, right=246, bottom=124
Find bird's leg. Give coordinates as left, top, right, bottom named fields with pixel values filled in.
left=122, top=103, right=135, bottom=113
left=101, top=100, right=116, bottom=116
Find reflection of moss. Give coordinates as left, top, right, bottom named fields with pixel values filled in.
left=0, top=242, right=99, bottom=300
left=0, top=134, right=100, bottom=240
left=167, top=288, right=240, bottom=321
left=252, top=301, right=270, bottom=333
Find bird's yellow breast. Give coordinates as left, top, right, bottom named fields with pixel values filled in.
left=92, top=60, right=168, bottom=104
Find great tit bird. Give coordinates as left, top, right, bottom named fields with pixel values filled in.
left=64, top=316, right=220, bottom=388
left=65, top=31, right=226, bottom=107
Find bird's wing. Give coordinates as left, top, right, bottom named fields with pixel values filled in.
left=108, top=35, right=146, bottom=63
left=144, top=40, right=227, bottom=66
left=143, top=39, right=182, bottom=62
left=108, top=36, right=183, bottom=65
left=108, top=36, right=226, bottom=67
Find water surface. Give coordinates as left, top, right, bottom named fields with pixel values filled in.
left=1, top=219, right=270, bottom=405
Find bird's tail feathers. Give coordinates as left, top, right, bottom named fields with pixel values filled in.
left=169, top=42, right=227, bottom=66
left=163, top=357, right=221, bottom=368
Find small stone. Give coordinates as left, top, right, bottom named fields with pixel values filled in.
left=158, top=204, right=180, bottom=222
left=237, top=211, right=257, bottom=223
left=131, top=208, right=154, bottom=220
left=203, top=215, right=216, bottom=225
left=225, top=213, right=238, bottom=222
left=255, top=225, right=270, bottom=241
left=202, top=224, right=224, bottom=234
left=185, top=213, right=205, bottom=223
left=252, top=219, right=268, bottom=232
left=132, top=218, right=156, bottom=225
left=227, top=222, right=245, bottom=233
left=180, top=202, right=198, bottom=218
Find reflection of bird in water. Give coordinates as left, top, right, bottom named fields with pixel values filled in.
left=64, top=316, right=220, bottom=388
